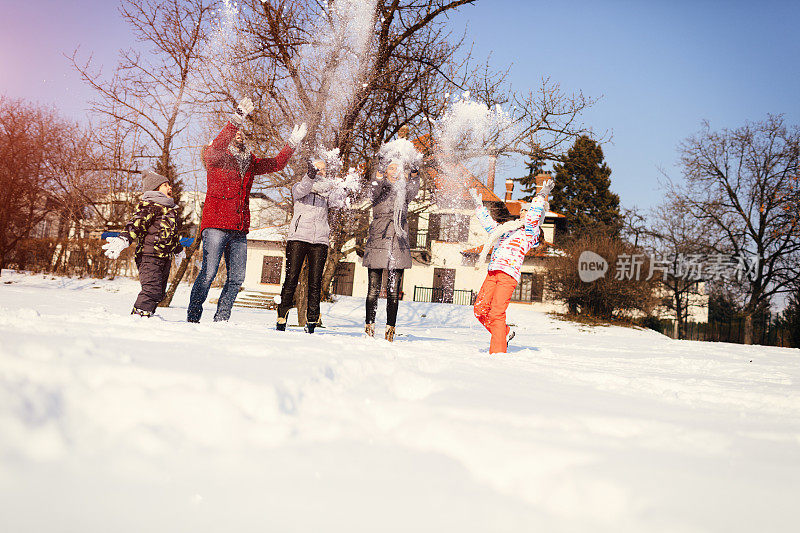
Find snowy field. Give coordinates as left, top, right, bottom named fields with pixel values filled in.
left=1, top=271, right=799, bottom=532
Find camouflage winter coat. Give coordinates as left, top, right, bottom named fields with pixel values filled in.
left=120, top=192, right=183, bottom=260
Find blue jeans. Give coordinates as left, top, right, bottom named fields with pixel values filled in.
left=187, top=228, right=247, bottom=322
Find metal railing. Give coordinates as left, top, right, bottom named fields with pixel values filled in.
left=413, top=286, right=476, bottom=306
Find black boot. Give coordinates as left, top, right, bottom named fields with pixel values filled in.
left=506, top=326, right=516, bottom=345
left=276, top=317, right=287, bottom=331
left=304, top=321, right=316, bottom=334
left=131, top=307, right=153, bottom=318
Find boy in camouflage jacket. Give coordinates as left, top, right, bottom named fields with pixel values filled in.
left=103, top=170, right=185, bottom=317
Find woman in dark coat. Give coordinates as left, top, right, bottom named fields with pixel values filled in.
left=362, top=160, right=420, bottom=341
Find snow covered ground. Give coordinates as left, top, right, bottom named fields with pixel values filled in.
left=1, top=270, right=799, bottom=532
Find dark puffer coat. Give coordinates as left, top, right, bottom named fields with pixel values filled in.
left=119, top=198, right=183, bottom=261
left=362, top=173, right=420, bottom=270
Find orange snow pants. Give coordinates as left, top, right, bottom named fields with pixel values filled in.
left=473, top=270, right=517, bottom=354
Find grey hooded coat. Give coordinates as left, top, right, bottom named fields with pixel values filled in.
left=287, top=173, right=346, bottom=246
left=362, top=173, right=420, bottom=270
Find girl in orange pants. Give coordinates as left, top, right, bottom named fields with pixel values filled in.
left=469, top=179, right=553, bottom=354
left=473, top=270, right=518, bottom=353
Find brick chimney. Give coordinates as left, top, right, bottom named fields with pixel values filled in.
left=505, top=179, right=514, bottom=202
left=535, top=173, right=551, bottom=196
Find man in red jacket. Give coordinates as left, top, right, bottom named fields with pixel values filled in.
left=188, top=97, right=307, bottom=322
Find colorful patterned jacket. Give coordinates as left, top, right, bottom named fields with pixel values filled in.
left=475, top=196, right=548, bottom=282
left=119, top=197, right=183, bottom=260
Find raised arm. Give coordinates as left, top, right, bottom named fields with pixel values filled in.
left=522, top=196, right=548, bottom=246
left=367, top=174, right=390, bottom=204
left=252, top=144, right=294, bottom=175
left=475, top=205, right=499, bottom=234
left=253, top=122, right=306, bottom=175
left=203, top=122, right=239, bottom=170
left=292, top=165, right=315, bottom=201
left=210, top=122, right=238, bottom=151
left=470, top=188, right=498, bottom=233
left=523, top=179, right=554, bottom=246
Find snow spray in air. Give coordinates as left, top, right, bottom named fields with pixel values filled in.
left=432, top=92, right=518, bottom=206
left=177, top=0, right=241, bottom=104
left=204, top=0, right=239, bottom=79
left=294, top=0, right=379, bottom=140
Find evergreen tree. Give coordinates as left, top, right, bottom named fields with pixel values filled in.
left=551, top=135, right=621, bottom=235
left=515, top=156, right=547, bottom=202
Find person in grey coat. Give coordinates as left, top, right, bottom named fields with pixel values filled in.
left=362, top=159, right=420, bottom=341
left=276, top=158, right=347, bottom=333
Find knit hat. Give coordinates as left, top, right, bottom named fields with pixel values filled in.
left=141, top=170, right=169, bottom=192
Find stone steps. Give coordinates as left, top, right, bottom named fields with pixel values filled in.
left=210, top=290, right=279, bottom=310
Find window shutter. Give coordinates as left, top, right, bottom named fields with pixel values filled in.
left=428, top=213, right=440, bottom=241
left=408, top=213, right=419, bottom=236
left=457, top=214, right=470, bottom=242
left=332, top=261, right=355, bottom=296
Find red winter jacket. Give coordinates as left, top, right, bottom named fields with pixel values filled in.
left=201, top=122, right=294, bottom=233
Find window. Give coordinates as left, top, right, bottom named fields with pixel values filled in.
left=408, top=213, right=428, bottom=249
left=429, top=213, right=470, bottom=243
left=260, top=255, right=283, bottom=284
left=512, top=272, right=544, bottom=302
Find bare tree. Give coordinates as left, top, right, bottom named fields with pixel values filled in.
left=669, top=115, right=800, bottom=344
left=643, top=199, right=712, bottom=339
left=201, top=0, right=478, bottom=324
left=0, top=97, right=94, bottom=274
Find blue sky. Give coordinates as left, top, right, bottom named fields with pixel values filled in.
left=2, top=0, right=799, bottom=210
left=450, top=0, right=800, bottom=208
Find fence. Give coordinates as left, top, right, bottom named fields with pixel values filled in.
left=413, top=286, right=476, bottom=306
left=6, top=236, right=203, bottom=283
left=8, top=237, right=122, bottom=278
left=657, top=318, right=795, bottom=347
